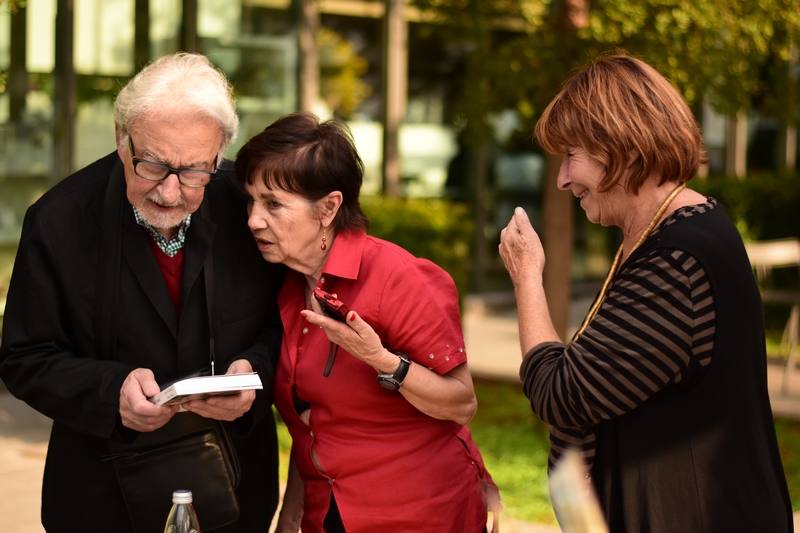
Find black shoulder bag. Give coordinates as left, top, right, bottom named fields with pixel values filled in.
left=98, top=165, right=241, bottom=533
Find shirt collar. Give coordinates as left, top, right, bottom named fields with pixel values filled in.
left=319, top=229, right=366, bottom=281
left=132, top=206, right=192, bottom=257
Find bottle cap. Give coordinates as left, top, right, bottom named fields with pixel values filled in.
left=172, top=490, right=193, bottom=504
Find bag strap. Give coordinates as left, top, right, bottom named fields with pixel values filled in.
left=200, top=197, right=217, bottom=375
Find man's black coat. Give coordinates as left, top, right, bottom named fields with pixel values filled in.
left=0, top=152, right=285, bottom=531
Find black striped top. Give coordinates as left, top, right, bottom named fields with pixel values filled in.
left=520, top=200, right=718, bottom=473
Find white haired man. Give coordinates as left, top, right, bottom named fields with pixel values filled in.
left=0, top=53, right=284, bottom=532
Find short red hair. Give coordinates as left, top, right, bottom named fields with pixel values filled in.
left=535, top=54, right=709, bottom=194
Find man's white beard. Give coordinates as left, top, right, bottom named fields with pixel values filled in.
left=138, top=190, right=188, bottom=230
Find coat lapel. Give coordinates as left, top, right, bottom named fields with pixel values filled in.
left=181, top=196, right=215, bottom=319
left=121, top=206, right=179, bottom=336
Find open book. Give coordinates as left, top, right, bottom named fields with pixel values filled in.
left=149, top=372, right=263, bottom=406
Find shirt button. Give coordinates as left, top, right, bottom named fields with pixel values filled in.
left=310, top=431, right=314, bottom=438
left=302, top=327, right=309, bottom=334
left=320, top=276, right=325, bottom=284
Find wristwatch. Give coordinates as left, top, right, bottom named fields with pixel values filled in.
left=377, top=352, right=411, bottom=391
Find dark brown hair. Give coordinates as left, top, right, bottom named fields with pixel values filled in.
left=535, top=54, right=709, bottom=194
left=235, top=112, right=369, bottom=233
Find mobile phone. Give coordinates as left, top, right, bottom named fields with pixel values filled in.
left=313, top=287, right=350, bottom=322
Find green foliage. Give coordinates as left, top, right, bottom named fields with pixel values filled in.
left=0, top=0, right=25, bottom=14
left=582, top=0, right=800, bottom=119
left=273, top=408, right=292, bottom=481
left=469, top=379, right=557, bottom=524
left=411, top=0, right=800, bottom=147
left=687, top=173, right=800, bottom=241
left=688, top=173, right=800, bottom=338
left=274, top=379, right=800, bottom=523
left=77, top=74, right=127, bottom=104
left=0, top=1, right=26, bottom=96
left=318, top=28, right=372, bottom=119
left=360, top=195, right=474, bottom=298
left=773, top=418, right=800, bottom=512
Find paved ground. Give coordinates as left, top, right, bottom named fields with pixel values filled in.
left=2, top=293, right=800, bottom=532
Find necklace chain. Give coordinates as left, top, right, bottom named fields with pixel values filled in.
left=571, top=182, right=686, bottom=342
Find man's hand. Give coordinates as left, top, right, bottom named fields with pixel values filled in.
left=119, top=368, right=180, bottom=432
left=182, top=359, right=257, bottom=421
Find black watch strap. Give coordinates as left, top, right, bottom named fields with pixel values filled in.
left=377, top=352, right=411, bottom=391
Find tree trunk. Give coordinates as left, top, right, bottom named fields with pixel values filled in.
left=380, top=0, right=407, bottom=197
left=294, top=0, right=319, bottom=112
left=134, top=0, right=150, bottom=72
left=9, top=3, right=26, bottom=123
left=541, top=152, right=573, bottom=342
left=180, top=0, right=199, bottom=53
left=53, top=0, right=75, bottom=183
left=726, top=111, right=748, bottom=178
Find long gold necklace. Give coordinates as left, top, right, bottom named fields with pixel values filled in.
left=571, top=182, right=686, bottom=342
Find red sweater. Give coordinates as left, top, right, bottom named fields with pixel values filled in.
left=147, top=235, right=183, bottom=314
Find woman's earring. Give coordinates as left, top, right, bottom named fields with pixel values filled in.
left=321, top=228, right=327, bottom=251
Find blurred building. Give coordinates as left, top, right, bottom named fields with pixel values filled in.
left=0, top=0, right=796, bottom=311
left=0, top=0, right=463, bottom=313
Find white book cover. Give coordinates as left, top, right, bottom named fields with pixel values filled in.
left=149, top=372, right=263, bottom=406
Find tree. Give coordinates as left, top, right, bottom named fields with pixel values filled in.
left=411, top=0, right=800, bottom=339
left=0, top=0, right=26, bottom=96
left=318, top=27, right=372, bottom=119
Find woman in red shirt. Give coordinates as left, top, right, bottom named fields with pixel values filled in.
left=236, top=112, right=500, bottom=533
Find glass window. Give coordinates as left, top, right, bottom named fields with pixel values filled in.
left=151, top=0, right=181, bottom=58
left=0, top=0, right=299, bottom=329
left=203, top=0, right=296, bottom=156
left=1, top=0, right=58, bottom=323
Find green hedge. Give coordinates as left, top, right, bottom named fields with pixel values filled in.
left=360, top=196, right=473, bottom=299
left=687, top=173, right=800, bottom=241
left=689, top=173, right=800, bottom=338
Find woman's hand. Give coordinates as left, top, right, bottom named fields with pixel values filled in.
left=301, top=308, right=478, bottom=424
left=498, top=207, right=561, bottom=354
left=300, top=308, right=394, bottom=372
left=498, top=207, right=546, bottom=287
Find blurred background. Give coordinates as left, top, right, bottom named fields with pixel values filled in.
left=0, top=0, right=799, bottom=342
left=1, top=1, right=800, bottom=530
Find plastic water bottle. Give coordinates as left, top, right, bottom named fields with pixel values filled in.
left=164, top=490, right=201, bottom=533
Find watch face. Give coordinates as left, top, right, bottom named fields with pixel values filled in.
left=377, top=376, right=400, bottom=391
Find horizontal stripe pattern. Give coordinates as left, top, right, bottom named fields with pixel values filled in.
left=521, top=208, right=717, bottom=473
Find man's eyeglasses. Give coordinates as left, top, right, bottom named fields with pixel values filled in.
left=127, top=138, right=218, bottom=188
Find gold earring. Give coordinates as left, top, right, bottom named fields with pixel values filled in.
left=321, top=228, right=327, bottom=250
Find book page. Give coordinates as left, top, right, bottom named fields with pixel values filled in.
left=150, top=373, right=263, bottom=406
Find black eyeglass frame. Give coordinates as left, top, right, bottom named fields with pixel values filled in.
left=127, top=137, right=219, bottom=188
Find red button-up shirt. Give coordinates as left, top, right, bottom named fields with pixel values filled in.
left=274, top=230, right=492, bottom=533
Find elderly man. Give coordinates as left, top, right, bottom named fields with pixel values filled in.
left=0, top=53, right=284, bottom=531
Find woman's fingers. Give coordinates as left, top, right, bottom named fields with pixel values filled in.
left=300, top=309, right=384, bottom=364
left=513, top=206, right=532, bottom=233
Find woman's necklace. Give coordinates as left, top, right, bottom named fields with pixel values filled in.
left=571, top=182, right=686, bottom=342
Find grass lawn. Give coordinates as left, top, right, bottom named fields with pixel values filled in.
left=274, top=377, right=800, bottom=526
